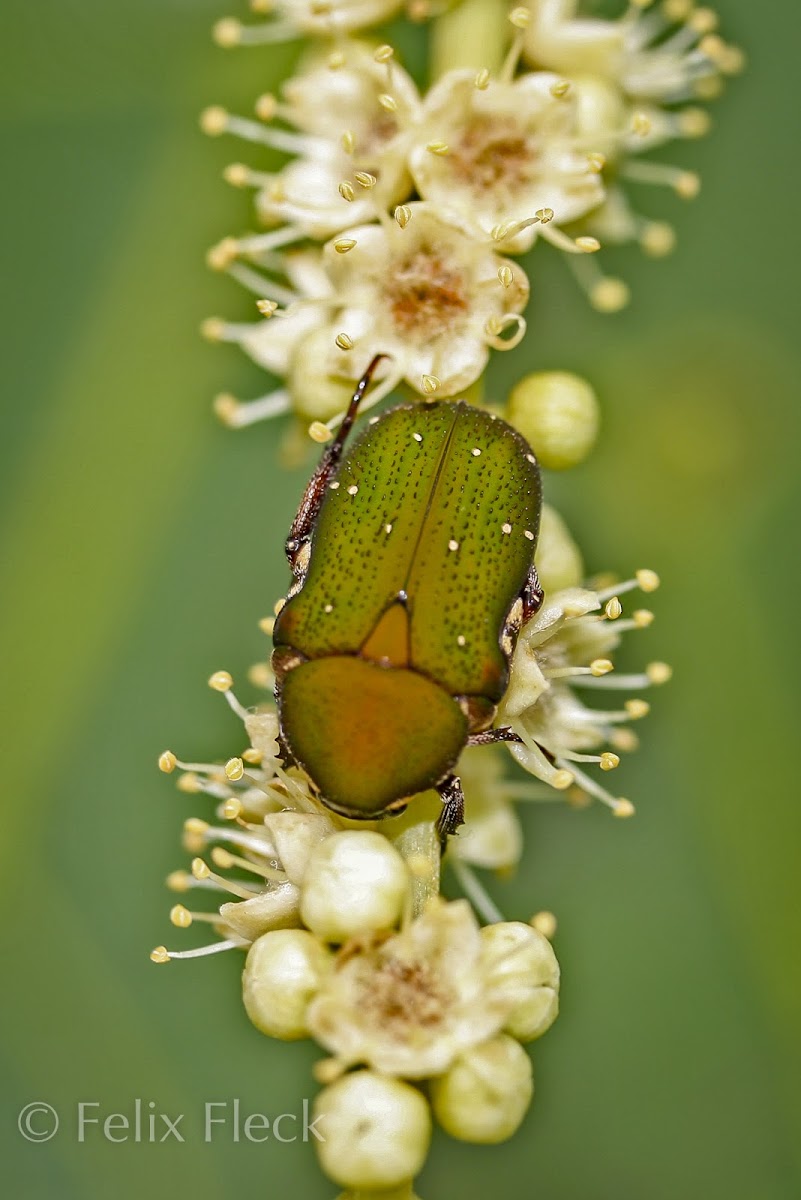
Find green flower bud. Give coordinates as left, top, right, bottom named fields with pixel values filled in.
left=508, top=371, right=600, bottom=470
left=300, top=831, right=409, bottom=942
left=430, top=1034, right=533, bottom=1144
left=480, top=921, right=560, bottom=1042
left=314, top=1071, right=431, bottom=1190
left=242, top=929, right=332, bottom=1040
left=534, top=504, right=585, bottom=593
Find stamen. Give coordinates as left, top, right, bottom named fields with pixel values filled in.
left=554, top=758, right=631, bottom=816
left=200, top=106, right=324, bottom=157
left=213, top=389, right=291, bottom=429
left=450, top=859, right=505, bottom=925
left=621, top=161, right=701, bottom=198
left=191, top=856, right=256, bottom=900
left=213, top=17, right=295, bottom=46
left=150, top=939, right=246, bottom=963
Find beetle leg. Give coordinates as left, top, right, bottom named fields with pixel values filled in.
left=521, top=561, right=544, bottom=623
left=435, top=773, right=466, bottom=852
left=284, top=355, right=386, bottom=574
left=466, top=727, right=523, bottom=747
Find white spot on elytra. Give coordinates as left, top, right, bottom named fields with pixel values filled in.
left=385, top=523, right=393, bottom=534
left=502, top=523, right=512, bottom=534
left=524, top=529, right=535, bottom=541
left=324, top=604, right=333, bottom=613
left=457, top=635, right=466, bottom=647
left=526, top=454, right=536, bottom=464
left=413, top=432, right=423, bottom=443
left=448, top=539, right=459, bottom=552
left=471, top=448, right=481, bottom=457
left=369, top=416, right=380, bottom=425
left=347, top=485, right=359, bottom=495
left=329, top=481, right=340, bottom=490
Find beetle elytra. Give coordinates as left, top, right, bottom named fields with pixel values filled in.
left=272, top=357, right=543, bottom=844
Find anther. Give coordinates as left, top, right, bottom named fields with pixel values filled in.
left=675, top=171, right=701, bottom=199
left=170, top=904, right=193, bottom=928
left=354, top=171, right=376, bottom=189
left=421, top=375, right=440, bottom=395
left=394, top=205, right=412, bottom=228
left=647, top=661, right=672, bottom=684
left=600, top=752, right=620, bottom=771
left=633, top=609, right=654, bottom=628
left=213, top=17, right=242, bottom=47
left=200, top=105, right=229, bottom=136
left=551, top=769, right=574, bottom=790
left=426, top=141, right=450, bottom=156
left=159, top=751, right=177, bottom=774
left=335, top=332, right=354, bottom=350
left=498, top=265, right=513, bottom=288
left=256, top=298, right=279, bottom=317
left=605, top=597, right=623, bottom=620
left=475, top=68, right=490, bottom=90
left=167, top=871, right=192, bottom=892
left=374, top=44, right=394, bottom=62
left=225, top=757, right=245, bottom=781
left=378, top=94, right=398, bottom=112
left=150, top=946, right=170, bottom=963
left=191, top=857, right=211, bottom=880
left=587, top=152, right=606, bottom=173
left=590, top=658, right=614, bottom=676
left=549, top=79, right=571, bottom=98
left=576, top=236, right=601, bottom=253
left=509, top=6, right=530, bottom=27
left=535, top=207, right=554, bottom=223
left=208, top=670, right=233, bottom=692
left=338, top=181, right=355, bottom=202
left=341, top=130, right=355, bottom=155
left=631, top=111, right=652, bottom=137
left=200, top=316, right=226, bottom=341
left=625, top=699, right=650, bottom=720
left=222, top=797, right=243, bottom=820
left=310, top=421, right=334, bottom=443
left=613, top=799, right=636, bottom=819
left=223, top=162, right=250, bottom=188
left=636, top=568, right=660, bottom=592
left=530, top=911, right=557, bottom=939
left=334, top=238, right=357, bottom=254
left=254, top=93, right=278, bottom=121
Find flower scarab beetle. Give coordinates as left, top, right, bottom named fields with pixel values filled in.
left=272, top=358, right=543, bottom=842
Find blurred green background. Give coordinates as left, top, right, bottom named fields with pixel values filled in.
left=2, top=0, right=799, bottom=1196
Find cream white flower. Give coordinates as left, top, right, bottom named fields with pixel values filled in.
left=243, top=929, right=334, bottom=1039
left=480, top=922, right=560, bottom=1042
left=300, top=830, right=411, bottom=942
left=429, top=1033, right=533, bottom=1144
left=522, top=0, right=743, bottom=273
left=523, top=0, right=742, bottom=105
left=409, top=68, right=605, bottom=252
left=497, top=559, right=671, bottom=816
left=214, top=0, right=404, bottom=48
left=210, top=43, right=420, bottom=240
left=321, top=202, right=530, bottom=397
left=313, top=1070, right=432, bottom=1192
left=306, top=898, right=535, bottom=1078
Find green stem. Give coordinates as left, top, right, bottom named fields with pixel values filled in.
left=430, top=0, right=508, bottom=79
left=389, top=793, right=442, bottom=918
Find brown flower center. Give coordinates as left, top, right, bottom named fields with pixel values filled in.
left=451, top=118, right=536, bottom=200
left=361, top=955, right=452, bottom=1036
left=385, top=248, right=469, bottom=339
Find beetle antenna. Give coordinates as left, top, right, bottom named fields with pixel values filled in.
left=336, top=354, right=388, bottom=449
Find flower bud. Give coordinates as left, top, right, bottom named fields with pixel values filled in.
left=508, top=371, right=600, bottom=470
left=480, top=921, right=560, bottom=1042
left=242, top=929, right=332, bottom=1040
left=300, top=831, right=409, bottom=942
left=289, top=326, right=357, bottom=423
left=534, top=504, right=584, bottom=593
left=430, top=1034, right=533, bottom=1144
left=314, top=1070, right=431, bottom=1190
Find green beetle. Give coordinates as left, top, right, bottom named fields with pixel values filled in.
left=272, top=358, right=543, bottom=842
